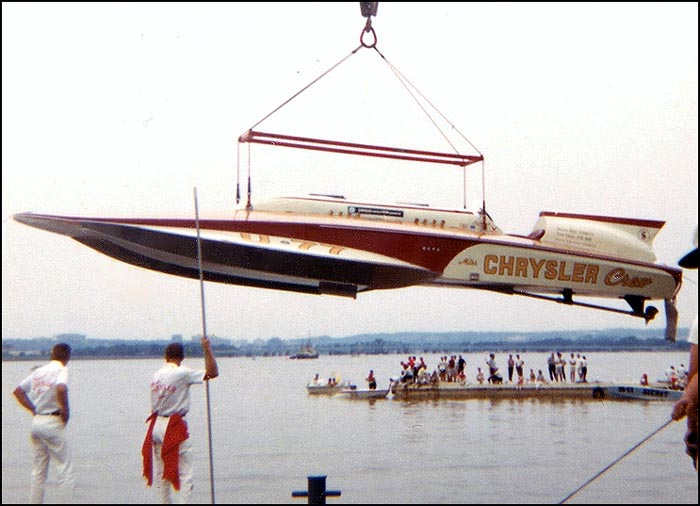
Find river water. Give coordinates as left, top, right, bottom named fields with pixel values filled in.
left=2, top=351, right=697, bottom=504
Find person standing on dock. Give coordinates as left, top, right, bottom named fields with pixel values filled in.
left=486, top=353, right=498, bottom=380
left=507, top=354, right=515, bottom=383
left=555, top=352, right=566, bottom=382
left=515, top=354, right=525, bottom=384
left=457, top=355, right=466, bottom=378
left=13, top=343, right=75, bottom=504
left=142, top=337, right=219, bottom=503
left=547, top=353, right=556, bottom=381
left=579, top=355, right=588, bottom=382
left=569, top=353, right=578, bottom=383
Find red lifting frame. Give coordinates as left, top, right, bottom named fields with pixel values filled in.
left=239, top=130, right=483, bottom=168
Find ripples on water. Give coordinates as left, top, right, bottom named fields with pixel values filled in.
left=2, top=352, right=697, bottom=503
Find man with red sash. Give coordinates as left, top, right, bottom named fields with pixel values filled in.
left=143, top=336, right=218, bottom=503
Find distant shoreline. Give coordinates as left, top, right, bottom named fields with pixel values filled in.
left=3, top=329, right=691, bottom=362
left=2, top=346, right=690, bottom=362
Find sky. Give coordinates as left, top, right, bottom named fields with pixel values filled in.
left=2, top=2, right=698, bottom=342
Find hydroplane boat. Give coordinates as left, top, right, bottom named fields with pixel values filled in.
left=13, top=192, right=682, bottom=340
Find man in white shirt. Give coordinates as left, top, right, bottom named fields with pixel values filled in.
left=13, top=343, right=75, bottom=504
left=142, top=336, right=219, bottom=503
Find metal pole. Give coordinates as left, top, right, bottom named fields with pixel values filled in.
left=558, top=418, right=673, bottom=503
left=194, top=187, right=216, bottom=504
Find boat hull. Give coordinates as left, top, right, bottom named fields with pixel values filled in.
left=339, top=388, right=390, bottom=399
left=14, top=213, right=437, bottom=298
left=306, top=384, right=348, bottom=395
left=597, top=385, right=683, bottom=401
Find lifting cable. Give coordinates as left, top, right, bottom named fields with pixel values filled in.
left=236, top=2, right=484, bottom=210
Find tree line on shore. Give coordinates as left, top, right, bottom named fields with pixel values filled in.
left=2, top=329, right=690, bottom=360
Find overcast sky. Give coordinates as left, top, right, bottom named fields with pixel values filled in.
left=2, top=2, right=698, bottom=342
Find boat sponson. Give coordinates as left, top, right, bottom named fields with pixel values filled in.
left=14, top=213, right=438, bottom=295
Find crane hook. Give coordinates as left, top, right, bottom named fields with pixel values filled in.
left=359, top=2, right=378, bottom=47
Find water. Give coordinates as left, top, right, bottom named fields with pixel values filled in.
left=2, top=351, right=697, bottom=504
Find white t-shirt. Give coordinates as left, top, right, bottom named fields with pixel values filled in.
left=18, top=360, right=69, bottom=415
left=150, top=362, right=204, bottom=416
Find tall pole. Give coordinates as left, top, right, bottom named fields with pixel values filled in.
left=558, top=418, right=673, bottom=503
left=194, top=187, right=216, bottom=504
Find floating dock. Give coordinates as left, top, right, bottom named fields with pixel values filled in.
left=390, top=381, right=682, bottom=401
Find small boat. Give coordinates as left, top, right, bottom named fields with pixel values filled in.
left=338, top=385, right=391, bottom=399
left=594, top=384, right=683, bottom=401
left=306, top=382, right=349, bottom=395
left=306, top=376, right=352, bottom=395
left=290, top=341, right=319, bottom=359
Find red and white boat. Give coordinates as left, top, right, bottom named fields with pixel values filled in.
left=14, top=191, right=682, bottom=339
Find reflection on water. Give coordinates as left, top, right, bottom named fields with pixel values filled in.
left=2, top=352, right=697, bottom=504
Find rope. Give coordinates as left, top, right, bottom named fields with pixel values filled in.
left=558, top=418, right=673, bottom=504
left=194, top=187, right=216, bottom=504
left=244, top=46, right=362, bottom=134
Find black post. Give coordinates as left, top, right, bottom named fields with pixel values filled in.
left=307, top=476, right=326, bottom=505
left=292, top=475, right=341, bottom=504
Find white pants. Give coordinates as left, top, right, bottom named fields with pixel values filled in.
left=29, top=414, right=75, bottom=504
left=152, top=416, right=193, bottom=504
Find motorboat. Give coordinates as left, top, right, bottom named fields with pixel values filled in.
left=338, top=385, right=391, bottom=399
left=290, top=342, right=319, bottom=359
left=14, top=194, right=683, bottom=339
left=306, top=381, right=351, bottom=395
left=594, top=384, right=683, bottom=402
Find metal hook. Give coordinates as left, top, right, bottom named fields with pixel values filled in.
left=359, top=2, right=378, bottom=47
left=360, top=26, right=377, bottom=48
left=360, top=2, right=378, bottom=32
